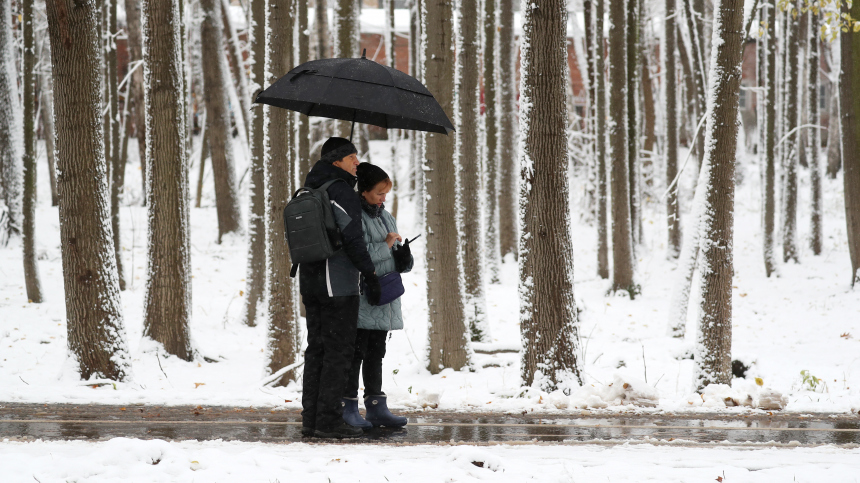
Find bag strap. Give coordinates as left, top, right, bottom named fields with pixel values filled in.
left=290, top=263, right=299, bottom=278
left=379, top=213, right=392, bottom=233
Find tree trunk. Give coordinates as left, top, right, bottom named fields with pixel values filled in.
left=265, top=0, right=300, bottom=385
left=626, top=0, right=641, bottom=247
left=519, top=0, right=582, bottom=391
left=124, top=0, right=147, bottom=207
left=827, top=70, right=841, bottom=178
left=334, top=0, right=358, bottom=138
left=423, top=0, right=469, bottom=373
left=385, top=0, right=398, bottom=220
left=458, top=0, right=488, bottom=342
left=297, top=0, right=311, bottom=186
left=840, top=0, right=860, bottom=286
left=609, top=0, right=636, bottom=296
left=694, top=0, right=744, bottom=390
left=107, top=0, right=125, bottom=291
left=762, top=0, right=777, bottom=277
left=315, top=0, right=330, bottom=59
left=595, top=0, right=608, bottom=279
left=498, top=0, right=518, bottom=261
left=483, top=0, right=501, bottom=283
left=0, top=0, right=22, bottom=237
left=142, top=0, right=194, bottom=360
left=781, top=0, right=800, bottom=264
left=45, top=0, right=130, bottom=380
left=221, top=0, right=251, bottom=117
left=194, top=121, right=210, bottom=209
left=808, top=9, right=821, bottom=256
left=677, top=26, right=698, bottom=149
left=242, top=0, right=267, bottom=327
left=40, top=60, right=59, bottom=207
left=683, top=0, right=706, bottom=174
left=409, top=0, right=424, bottom=223
left=641, top=39, right=656, bottom=187
left=665, top=0, right=680, bottom=259
left=200, top=0, right=242, bottom=242
left=22, top=0, right=42, bottom=303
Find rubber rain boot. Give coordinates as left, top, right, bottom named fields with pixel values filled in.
left=364, top=395, right=407, bottom=428
left=341, top=397, right=373, bottom=429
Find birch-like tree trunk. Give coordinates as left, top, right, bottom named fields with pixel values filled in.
left=498, top=0, right=518, bottom=261
left=0, top=0, right=22, bottom=237
left=626, top=0, right=641, bottom=247
left=124, top=0, right=147, bottom=206
left=762, top=0, right=777, bottom=277
left=807, top=9, right=822, bottom=256
left=458, top=0, right=488, bottom=342
left=781, top=0, right=800, bottom=264
left=694, top=0, right=744, bottom=390
left=483, top=0, right=501, bottom=283
left=424, top=0, right=469, bottom=373
left=142, top=0, right=193, bottom=360
left=840, top=0, right=860, bottom=286
left=595, top=0, right=608, bottom=279
left=242, top=0, right=267, bottom=327
left=22, top=0, right=42, bottom=303
left=45, top=0, right=130, bottom=380
left=665, top=0, right=680, bottom=258
left=200, top=0, right=242, bottom=242
left=609, top=0, right=636, bottom=295
left=265, top=0, right=299, bottom=385
left=519, top=0, right=581, bottom=391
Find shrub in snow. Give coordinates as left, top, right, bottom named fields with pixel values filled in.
left=570, top=374, right=659, bottom=409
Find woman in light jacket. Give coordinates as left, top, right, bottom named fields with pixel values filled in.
left=342, top=163, right=413, bottom=429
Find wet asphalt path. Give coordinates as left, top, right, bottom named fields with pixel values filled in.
left=1, top=403, right=859, bottom=447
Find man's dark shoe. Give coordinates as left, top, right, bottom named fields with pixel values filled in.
left=301, top=426, right=315, bottom=437
left=314, top=422, right=363, bottom=439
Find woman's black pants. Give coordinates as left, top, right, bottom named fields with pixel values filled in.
left=344, top=328, right=388, bottom=399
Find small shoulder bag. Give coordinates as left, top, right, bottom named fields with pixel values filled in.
left=373, top=215, right=405, bottom=305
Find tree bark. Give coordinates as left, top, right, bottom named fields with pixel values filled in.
left=22, top=0, right=43, bottom=303
left=483, top=0, right=501, bottom=283
left=519, top=0, right=582, bottom=391
left=762, top=0, right=777, bottom=277
left=694, top=0, right=744, bottom=390
left=498, top=0, right=518, bottom=261
left=142, top=0, right=193, bottom=360
left=0, top=0, right=22, bottom=237
left=39, top=53, right=59, bottom=207
left=595, top=0, right=608, bottom=279
left=221, top=0, right=250, bottom=117
left=334, top=0, right=358, bottom=138
left=297, top=0, right=311, bottom=186
left=315, top=0, right=330, bottom=59
left=808, top=9, right=821, bottom=256
left=200, top=0, right=242, bottom=242
left=108, top=0, right=125, bottom=291
left=840, top=1, right=860, bottom=286
left=609, top=0, right=636, bottom=295
left=424, top=0, right=469, bottom=373
left=827, top=71, right=841, bottom=178
left=781, top=0, right=800, bottom=264
left=242, top=0, right=266, bottom=327
left=265, top=0, right=300, bottom=385
left=626, top=0, right=641, bottom=247
left=683, top=0, right=706, bottom=174
left=124, top=0, right=147, bottom=207
left=194, top=122, right=210, bottom=209
left=641, top=38, right=656, bottom=187
left=458, top=0, right=488, bottom=342
left=665, top=0, right=681, bottom=259
left=45, top=0, right=130, bottom=380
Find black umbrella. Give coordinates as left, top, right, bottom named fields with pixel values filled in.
left=254, top=50, right=454, bottom=139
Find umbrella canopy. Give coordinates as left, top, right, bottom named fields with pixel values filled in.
left=254, top=53, right=455, bottom=135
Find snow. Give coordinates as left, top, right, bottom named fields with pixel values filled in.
left=1, top=438, right=859, bottom=482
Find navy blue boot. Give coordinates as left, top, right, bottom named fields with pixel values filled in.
left=364, top=395, right=407, bottom=428
left=341, top=397, right=373, bottom=429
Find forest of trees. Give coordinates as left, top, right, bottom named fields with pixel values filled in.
left=1, top=0, right=859, bottom=392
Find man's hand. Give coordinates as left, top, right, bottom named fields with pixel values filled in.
left=385, top=232, right=403, bottom=249
left=363, top=271, right=382, bottom=305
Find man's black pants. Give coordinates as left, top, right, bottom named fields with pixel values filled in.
left=344, top=328, right=388, bottom=399
left=301, top=294, right=359, bottom=432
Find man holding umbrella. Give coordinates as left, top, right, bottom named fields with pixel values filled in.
left=299, top=137, right=382, bottom=439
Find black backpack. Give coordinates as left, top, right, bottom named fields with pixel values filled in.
left=283, top=179, right=344, bottom=277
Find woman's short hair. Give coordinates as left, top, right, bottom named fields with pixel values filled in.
left=356, top=163, right=392, bottom=193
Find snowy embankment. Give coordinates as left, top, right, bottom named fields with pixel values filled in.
left=0, top=138, right=858, bottom=415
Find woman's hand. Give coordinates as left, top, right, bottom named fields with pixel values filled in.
left=385, top=232, right=402, bottom=249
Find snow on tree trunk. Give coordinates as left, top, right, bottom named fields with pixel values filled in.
left=840, top=0, right=860, bottom=286
left=221, top=0, right=251, bottom=119
left=45, top=0, right=130, bottom=380
left=665, top=0, right=681, bottom=259
left=518, top=0, right=582, bottom=391
left=762, top=0, right=777, bottom=277
left=0, top=0, right=22, bottom=237
left=265, top=0, right=300, bottom=385
left=200, top=0, right=242, bottom=242
left=781, top=0, right=800, bottom=264
left=242, top=0, right=267, bottom=328
left=385, top=0, right=398, bottom=220
left=107, top=0, right=126, bottom=291
left=693, top=0, right=745, bottom=390
left=498, top=0, right=518, bottom=261
left=142, top=0, right=194, bottom=361
left=297, top=0, right=311, bottom=187
left=595, top=0, right=608, bottom=279
left=807, top=9, right=822, bottom=256
left=483, top=0, right=501, bottom=284
left=458, top=0, right=489, bottom=342
left=21, top=0, right=42, bottom=303
left=608, top=0, right=636, bottom=296
left=423, top=0, right=469, bottom=373
left=683, top=0, right=707, bottom=175
left=640, top=23, right=657, bottom=191
left=626, top=0, right=641, bottom=248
